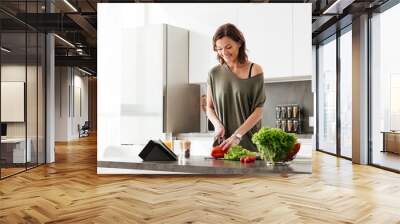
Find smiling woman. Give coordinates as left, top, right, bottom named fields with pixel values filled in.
left=206, top=23, right=266, bottom=152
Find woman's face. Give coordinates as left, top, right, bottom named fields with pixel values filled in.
left=215, top=36, right=241, bottom=64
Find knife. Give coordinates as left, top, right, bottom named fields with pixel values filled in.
left=212, top=136, right=225, bottom=147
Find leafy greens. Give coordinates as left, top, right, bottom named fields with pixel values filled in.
left=224, top=145, right=256, bottom=160
left=251, top=127, right=297, bottom=164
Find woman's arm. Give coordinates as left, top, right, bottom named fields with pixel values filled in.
left=220, top=107, right=263, bottom=151
left=206, top=85, right=224, bottom=137
left=233, top=107, right=263, bottom=137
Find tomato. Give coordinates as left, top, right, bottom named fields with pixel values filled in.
left=221, top=145, right=230, bottom=154
left=240, top=156, right=256, bottom=163
left=284, top=143, right=301, bottom=161
left=294, top=142, right=301, bottom=152
left=247, top=156, right=256, bottom=163
left=212, top=152, right=224, bottom=158
left=211, top=146, right=225, bottom=158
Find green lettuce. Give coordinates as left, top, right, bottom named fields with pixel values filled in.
left=251, top=127, right=297, bottom=164
left=224, top=145, right=256, bottom=160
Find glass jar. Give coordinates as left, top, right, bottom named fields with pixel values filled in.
left=275, top=106, right=281, bottom=119
left=181, top=139, right=191, bottom=158
left=293, top=120, right=299, bottom=133
left=281, top=120, right=287, bottom=132
left=287, top=120, right=293, bottom=132
left=293, top=105, right=299, bottom=118
left=281, top=107, right=287, bottom=119
left=276, top=119, right=282, bottom=129
left=287, top=106, right=293, bottom=118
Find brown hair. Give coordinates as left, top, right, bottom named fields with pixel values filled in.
left=212, top=23, right=248, bottom=65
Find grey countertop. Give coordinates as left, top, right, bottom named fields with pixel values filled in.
left=296, top=134, right=313, bottom=139
left=177, top=132, right=313, bottom=139
left=98, top=146, right=312, bottom=175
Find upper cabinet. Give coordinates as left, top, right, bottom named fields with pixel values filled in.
left=189, top=3, right=312, bottom=84
left=187, top=4, right=238, bottom=84
left=189, top=32, right=217, bottom=84
left=293, top=4, right=312, bottom=79
left=238, top=4, right=293, bottom=79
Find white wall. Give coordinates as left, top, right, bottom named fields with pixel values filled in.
left=55, top=67, right=69, bottom=141
left=97, top=3, right=312, bottom=84
left=55, top=67, right=89, bottom=141
left=73, top=72, right=89, bottom=138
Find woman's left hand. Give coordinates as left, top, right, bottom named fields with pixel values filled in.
left=220, top=135, right=240, bottom=153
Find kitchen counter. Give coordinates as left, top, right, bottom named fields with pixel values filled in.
left=97, top=145, right=312, bottom=175
left=177, top=132, right=313, bottom=139
left=296, top=134, right=313, bottom=139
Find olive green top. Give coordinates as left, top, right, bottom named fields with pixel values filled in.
left=207, top=64, right=266, bottom=152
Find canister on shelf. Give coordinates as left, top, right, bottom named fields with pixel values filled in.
left=293, top=105, right=299, bottom=118
left=276, top=119, right=282, bottom=129
left=275, top=106, right=281, bottom=119
left=293, top=120, right=299, bottom=133
left=281, top=106, right=287, bottom=119
left=281, top=120, right=287, bottom=132
left=287, top=106, right=293, bottom=118
left=287, top=119, right=293, bottom=132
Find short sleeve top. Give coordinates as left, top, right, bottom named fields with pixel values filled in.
left=207, top=64, right=266, bottom=151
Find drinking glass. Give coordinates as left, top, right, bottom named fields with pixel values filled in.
left=161, top=132, right=173, bottom=151
left=181, top=139, right=191, bottom=158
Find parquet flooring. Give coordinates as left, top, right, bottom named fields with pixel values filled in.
left=372, top=151, right=400, bottom=171
left=1, top=134, right=400, bottom=223
left=1, top=163, right=45, bottom=178
left=1, top=167, right=26, bottom=178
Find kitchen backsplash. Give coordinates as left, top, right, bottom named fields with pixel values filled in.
left=199, top=80, right=314, bottom=134
left=262, top=81, right=314, bottom=134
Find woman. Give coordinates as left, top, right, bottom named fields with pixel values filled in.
left=207, top=23, right=266, bottom=152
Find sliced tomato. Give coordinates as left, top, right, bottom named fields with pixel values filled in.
left=246, top=156, right=256, bottom=163
left=240, top=156, right=256, bottom=163
left=222, top=146, right=230, bottom=154
left=211, top=146, right=225, bottom=158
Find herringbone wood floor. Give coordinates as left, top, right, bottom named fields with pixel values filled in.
left=1, top=134, right=400, bottom=224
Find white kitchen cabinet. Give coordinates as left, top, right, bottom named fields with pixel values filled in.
left=189, top=32, right=218, bottom=84
left=238, top=4, right=294, bottom=78
left=293, top=4, right=312, bottom=78
left=186, top=4, right=238, bottom=84
left=149, top=4, right=239, bottom=35
left=238, top=4, right=312, bottom=82
left=188, top=3, right=312, bottom=83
